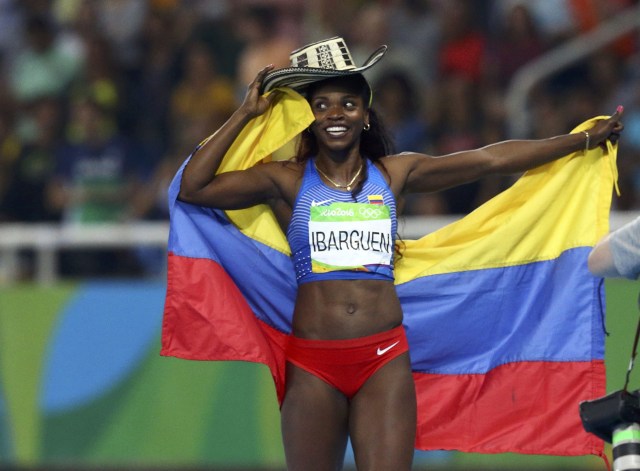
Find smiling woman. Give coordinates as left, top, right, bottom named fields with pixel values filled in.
left=169, top=36, right=624, bottom=471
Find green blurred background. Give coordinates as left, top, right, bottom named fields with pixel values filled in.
left=0, top=277, right=637, bottom=470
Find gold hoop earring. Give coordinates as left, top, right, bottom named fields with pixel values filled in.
left=363, top=123, right=370, bottom=131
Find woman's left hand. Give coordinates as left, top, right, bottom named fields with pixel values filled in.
left=587, top=105, right=625, bottom=149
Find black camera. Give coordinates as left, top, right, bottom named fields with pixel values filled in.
left=580, top=389, right=640, bottom=443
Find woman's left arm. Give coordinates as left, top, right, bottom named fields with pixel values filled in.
left=389, top=108, right=624, bottom=195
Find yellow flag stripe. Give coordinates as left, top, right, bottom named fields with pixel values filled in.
left=221, top=88, right=314, bottom=255
left=395, top=117, right=617, bottom=284
left=216, top=100, right=617, bottom=284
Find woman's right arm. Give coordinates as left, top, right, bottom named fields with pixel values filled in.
left=178, top=65, right=279, bottom=209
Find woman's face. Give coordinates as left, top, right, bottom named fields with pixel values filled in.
left=308, top=79, right=369, bottom=153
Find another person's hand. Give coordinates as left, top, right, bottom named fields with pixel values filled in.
left=585, top=105, right=624, bottom=149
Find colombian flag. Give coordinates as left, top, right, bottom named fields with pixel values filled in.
left=161, top=88, right=617, bottom=458
left=368, top=194, right=385, bottom=205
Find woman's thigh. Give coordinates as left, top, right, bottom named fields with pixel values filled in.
left=280, top=362, right=350, bottom=471
left=348, top=353, right=416, bottom=471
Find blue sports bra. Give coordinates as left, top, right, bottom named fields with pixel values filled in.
left=286, top=158, right=397, bottom=284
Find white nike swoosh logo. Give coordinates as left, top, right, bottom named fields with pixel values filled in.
left=311, top=199, right=333, bottom=207
left=376, top=341, right=400, bottom=356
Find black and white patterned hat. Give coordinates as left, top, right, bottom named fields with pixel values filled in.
left=261, top=36, right=387, bottom=93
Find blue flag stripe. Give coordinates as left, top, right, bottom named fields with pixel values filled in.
left=399, top=247, right=605, bottom=374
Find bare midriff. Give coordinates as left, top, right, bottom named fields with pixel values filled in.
left=292, top=279, right=403, bottom=340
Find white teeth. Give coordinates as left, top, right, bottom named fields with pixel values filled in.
left=326, top=126, right=347, bottom=134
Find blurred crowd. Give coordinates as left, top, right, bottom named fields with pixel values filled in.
left=0, top=0, right=639, bottom=277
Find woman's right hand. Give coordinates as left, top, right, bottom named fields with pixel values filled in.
left=239, top=65, right=277, bottom=118
left=179, top=64, right=282, bottom=208
left=585, top=105, right=624, bottom=149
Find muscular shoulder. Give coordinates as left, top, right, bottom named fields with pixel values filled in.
left=377, top=152, right=433, bottom=195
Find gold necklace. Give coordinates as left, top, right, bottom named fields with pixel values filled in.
left=314, top=161, right=364, bottom=191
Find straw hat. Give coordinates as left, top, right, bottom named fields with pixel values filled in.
left=261, top=36, right=387, bottom=93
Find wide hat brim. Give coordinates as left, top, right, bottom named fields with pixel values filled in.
left=261, top=45, right=388, bottom=94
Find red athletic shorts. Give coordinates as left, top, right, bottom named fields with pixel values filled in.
left=285, top=325, right=409, bottom=399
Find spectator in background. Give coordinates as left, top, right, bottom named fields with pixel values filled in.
left=233, top=4, right=297, bottom=97
left=302, top=0, right=362, bottom=45
left=528, top=85, right=570, bottom=140
left=347, top=2, right=392, bottom=86
left=0, top=0, right=26, bottom=64
left=69, top=33, right=122, bottom=130
left=0, top=106, right=21, bottom=214
left=373, top=68, right=439, bottom=216
left=569, top=0, right=637, bottom=59
left=349, top=1, right=438, bottom=92
left=47, top=91, right=145, bottom=276
left=386, top=0, right=441, bottom=89
left=128, top=6, right=182, bottom=152
left=8, top=14, right=82, bottom=104
left=49, top=91, right=142, bottom=224
left=437, top=0, right=487, bottom=84
left=373, top=69, right=429, bottom=154
left=7, top=10, right=83, bottom=196
left=485, top=3, right=546, bottom=89
left=91, top=0, right=147, bottom=70
left=583, top=49, right=639, bottom=210
left=429, top=76, right=484, bottom=214
left=130, top=144, right=186, bottom=276
left=0, top=0, right=636, bottom=281
left=491, top=0, right=577, bottom=46
left=0, top=97, right=61, bottom=222
left=169, top=40, right=236, bottom=152
left=0, top=96, right=64, bottom=279
left=186, top=2, right=243, bottom=81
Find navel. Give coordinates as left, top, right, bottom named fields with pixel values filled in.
left=346, top=303, right=357, bottom=315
